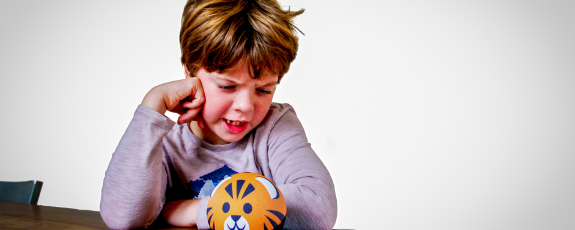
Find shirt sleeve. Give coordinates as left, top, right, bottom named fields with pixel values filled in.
left=267, top=106, right=338, bottom=229
left=100, top=105, right=175, bottom=229
left=196, top=196, right=211, bottom=229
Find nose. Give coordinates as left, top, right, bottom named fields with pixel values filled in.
left=232, top=90, right=254, bottom=114
left=231, top=215, right=241, bottom=222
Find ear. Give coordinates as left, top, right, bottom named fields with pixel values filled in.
left=255, top=177, right=280, bottom=199
left=184, top=64, right=192, bottom=78
left=211, top=176, right=232, bottom=197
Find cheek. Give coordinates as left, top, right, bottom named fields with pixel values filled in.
left=253, top=97, right=273, bottom=121
left=202, top=90, right=229, bottom=122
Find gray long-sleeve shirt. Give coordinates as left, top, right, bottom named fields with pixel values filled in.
left=100, top=103, right=337, bottom=229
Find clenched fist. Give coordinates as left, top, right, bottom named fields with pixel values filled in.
left=142, top=77, right=205, bottom=125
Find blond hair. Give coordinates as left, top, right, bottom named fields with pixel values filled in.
left=180, top=0, right=303, bottom=81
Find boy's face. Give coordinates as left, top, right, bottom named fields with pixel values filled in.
left=194, top=64, right=278, bottom=145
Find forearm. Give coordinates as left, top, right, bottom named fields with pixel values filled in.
left=270, top=143, right=337, bottom=229
left=267, top=106, right=338, bottom=229
left=161, top=199, right=201, bottom=227
left=278, top=178, right=337, bottom=230
left=100, top=105, right=175, bottom=229
left=142, top=85, right=168, bottom=115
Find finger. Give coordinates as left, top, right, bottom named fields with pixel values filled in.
left=182, top=100, right=202, bottom=109
left=171, top=102, right=186, bottom=115
left=177, top=108, right=201, bottom=125
left=164, top=78, right=204, bottom=112
left=187, top=77, right=205, bottom=107
left=195, top=112, right=205, bottom=129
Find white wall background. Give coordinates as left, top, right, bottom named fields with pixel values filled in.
left=1, top=0, right=574, bottom=229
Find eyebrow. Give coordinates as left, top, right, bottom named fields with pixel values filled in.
left=213, top=75, right=277, bottom=87
left=213, top=75, right=238, bottom=84
left=259, top=81, right=278, bottom=88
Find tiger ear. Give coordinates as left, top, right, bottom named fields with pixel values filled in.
left=255, top=177, right=280, bottom=199
left=211, top=176, right=232, bottom=197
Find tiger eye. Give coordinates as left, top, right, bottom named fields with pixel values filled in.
left=243, top=203, right=252, bottom=214
left=207, top=173, right=287, bottom=230
left=222, top=202, right=230, bottom=213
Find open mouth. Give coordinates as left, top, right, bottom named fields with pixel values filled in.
left=225, top=119, right=247, bottom=127
left=223, top=119, right=248, bottom=133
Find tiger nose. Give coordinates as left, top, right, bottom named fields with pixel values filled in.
left=231, top=215, right=241, bottom=222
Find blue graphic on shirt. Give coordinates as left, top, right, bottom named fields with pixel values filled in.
left=187, top=165, right=238, bottom=199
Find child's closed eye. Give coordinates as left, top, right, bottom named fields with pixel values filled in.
left=257, top=88, right=272, bottom=94
left=218, top=84, right=272, bottom=95
left=218, top=84, right=235, bottom=90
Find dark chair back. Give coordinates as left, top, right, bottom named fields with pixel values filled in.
left=0, top=180, right=43, bottom=205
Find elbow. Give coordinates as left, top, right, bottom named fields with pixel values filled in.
left=100, top=212, right=151, bottom=230
left=292, top=207, right=337, bottom=230
left=313, top=204, right=338, bottom=230
left=311, top=187, right=338, bottom=229
left=100, top=202, right=155, bottom=229
left=100, top=210, right=139, bottom=230
left=314, top=193, right=338, bottom=229
left=286, top=196, right=337, bottom=230
left=326, top=205, right=338, bottom=229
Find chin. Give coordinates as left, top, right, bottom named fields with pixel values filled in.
left=209, top=122, right=256, bottom=144
left=221, top=133, right=247, bottom=143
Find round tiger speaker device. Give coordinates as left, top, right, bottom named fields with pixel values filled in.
left=207, top=172, right=286, bottom=230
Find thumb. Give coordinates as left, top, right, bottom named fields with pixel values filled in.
left=177, top=107, right=201, bottom=125
left=195, top=112, right=205, bottom=129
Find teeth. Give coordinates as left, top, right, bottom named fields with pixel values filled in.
left=226, top=119, right=244, bottom=126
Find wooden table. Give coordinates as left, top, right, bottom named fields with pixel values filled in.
left=0, top=201, right=197, bottom=229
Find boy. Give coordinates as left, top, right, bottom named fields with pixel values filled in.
left=100, top=0, right=337, bottom=229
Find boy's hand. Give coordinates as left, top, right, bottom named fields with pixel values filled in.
left=161, top=199, right=201, bottom=227
left=142, top=77, right=205, bottom=125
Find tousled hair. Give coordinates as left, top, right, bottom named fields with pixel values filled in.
left=180, top=0, right=303, bottom=82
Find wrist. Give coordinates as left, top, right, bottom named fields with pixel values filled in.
left=142, top=87, right=167, bottom=115
left=161, top=199, right=200, bottom=227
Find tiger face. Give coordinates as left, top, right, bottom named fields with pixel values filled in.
left=207, top=172, right=287, bottom=230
